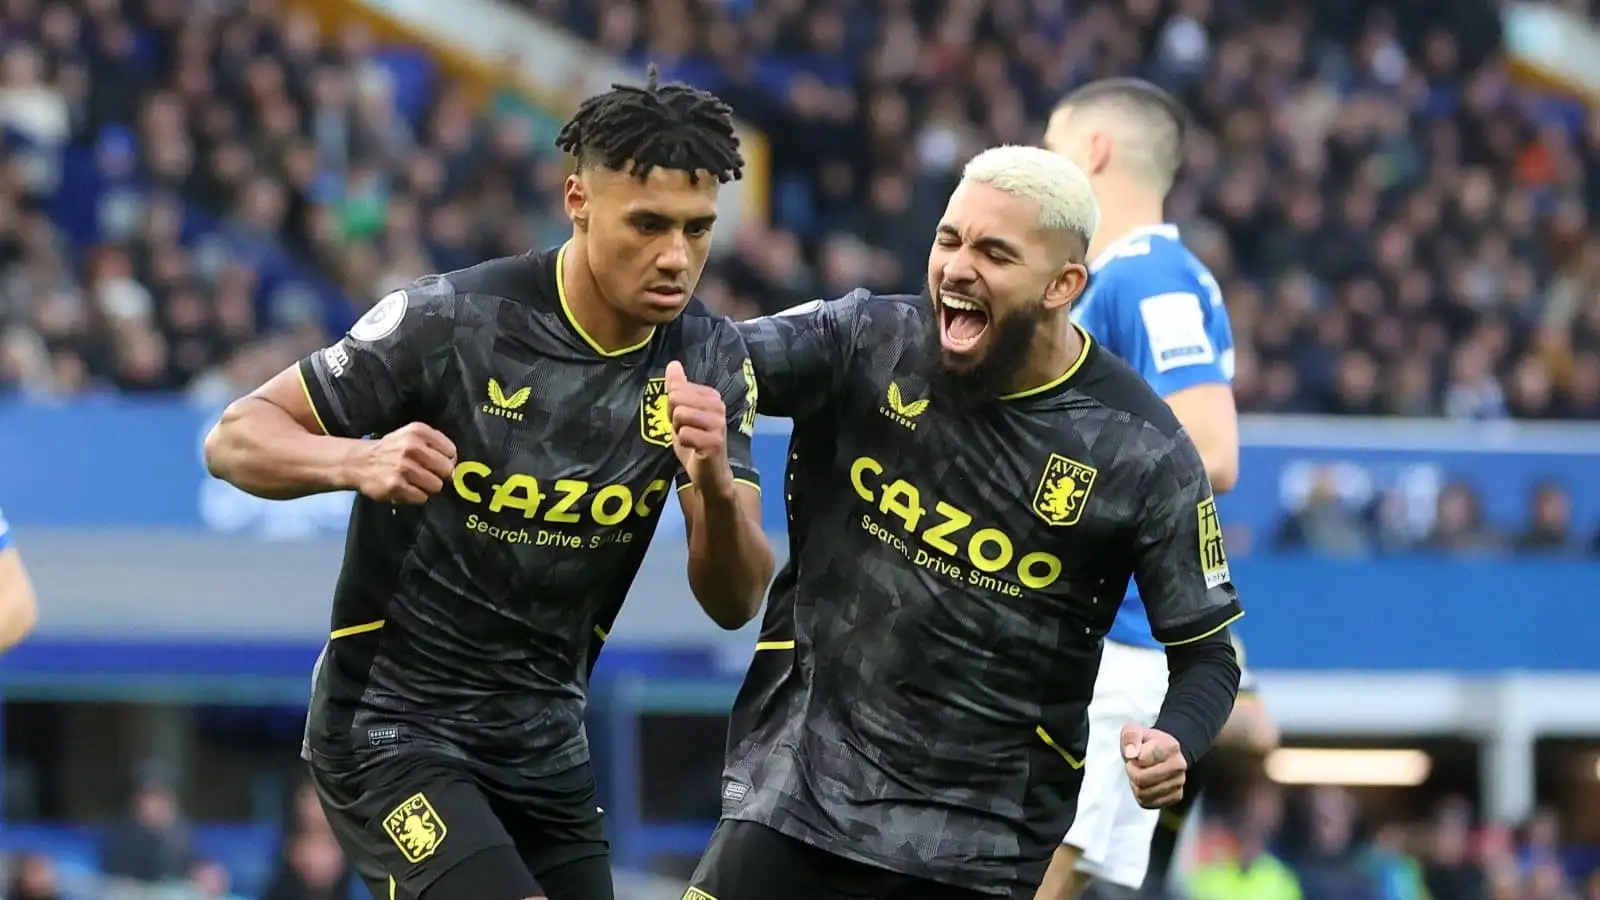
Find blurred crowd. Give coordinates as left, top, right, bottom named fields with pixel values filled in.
left=549, top=0, right=1600, bottom=419
left=1181, top=783, right=1600, bottom=900
left=2, top=770, right=354, bottom=900
left=1272, top=475, right=1600, bottom=558
left=4, top=771, right=1599, bottom=900
left=0, top=0, right=1594, bottom=418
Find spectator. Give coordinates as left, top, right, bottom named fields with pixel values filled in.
left=1189, top=781, right=1304, bottom=900
left=1285, top=787, right=1376, bottom=900
left=5, top=852, right=63, bottom=900
left=259, top=779, right=353, bottom=900
left=1360, top=825, right=1431, bottom=900
left=1514, top=483, right=1577, bottom=556
left=1515, top=810, right=1565, bottom=876
left=99, top=762, right=194, bottom=884
left=1480, top=823, right=1522, bottom=898
left=1423, top=483, right=1505, bottom=557
left=1420, top=799, right=1490, bottom=900
left=0, top=44, right=70, bottom=148
left=1526, top=861, right=1582, bottom=900
left=187, top=859, right=248, bottom=900
left=1274, top=467, right=1371, bottom=557
left=260, top=828, right=352, bottom=900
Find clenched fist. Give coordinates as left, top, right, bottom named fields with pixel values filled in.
left=1121, top=724, right=1187, bottom=808
left=350, top=422, right=457, bottom=504
left=665, top=360, right=734, bottom=499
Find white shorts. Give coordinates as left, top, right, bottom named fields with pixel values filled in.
left=1062, top=640, right=1169, bottom=888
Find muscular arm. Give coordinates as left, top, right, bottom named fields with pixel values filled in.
left=205, top=285, right=457, bottom=501
left=681, top=483, right=772, bottom=629
left=204, top=368, right=365, bottom=499
left=1163, top=384, right=1239, bottom=493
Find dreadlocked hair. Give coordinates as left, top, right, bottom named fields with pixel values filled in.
left=554, top=65, right=744, bottom=184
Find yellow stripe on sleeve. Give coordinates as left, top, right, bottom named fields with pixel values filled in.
left=1161, top=610, right=1244, bottom=647
left=330, top=620, right=385, bottom=640
left=296, top=365, right=331, bottom=436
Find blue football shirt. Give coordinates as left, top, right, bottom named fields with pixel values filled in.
left=1071, top=224, right=1234, bottom=648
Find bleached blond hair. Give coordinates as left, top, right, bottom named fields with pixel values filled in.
left=960, top=145, right=1101, bottom=251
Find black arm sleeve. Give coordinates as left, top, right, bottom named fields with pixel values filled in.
left=298, top=278, right=459, bottom=438
left=1132, top=429, right=1244, bottom=764
left=733, top=290, right=869, bottom=420
left=1153, top=627, right=1242, bottom=766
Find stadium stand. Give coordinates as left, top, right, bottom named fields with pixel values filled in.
left=540, top=0, right=1600, bottom=421
left=1, top=0, right=1598, bottom=897
left=3, top=0, right=1598, bottom=420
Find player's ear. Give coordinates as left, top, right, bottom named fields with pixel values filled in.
left=564, top=173, right=590, bottom=231
left=1087, top=131, right=1112, bottom=176
left=1043, top=263, right=1089, bottom=312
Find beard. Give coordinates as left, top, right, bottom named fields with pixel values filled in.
left=920, top=285, right=1047, bottom=407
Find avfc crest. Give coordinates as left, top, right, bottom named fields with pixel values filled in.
left=641, top=378, right=674, bottom=447
left=382, top=792, right=448, bottom=864
left=1032, top=454, right=1099, bottom=527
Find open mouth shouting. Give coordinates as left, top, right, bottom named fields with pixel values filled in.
left=938, top=292, right=992, bottom=355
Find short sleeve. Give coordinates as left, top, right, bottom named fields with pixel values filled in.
left=734, top=289, right=869, bottom=420
left=1131, top=433, right=1243, bottom=645
left=0, top=505, right=11, bottom=551
left=297, top=279, right=459, bottom=439
left=1115, top=277, right=1231, bottom=397
left=674, top=322, right=762, bottom=493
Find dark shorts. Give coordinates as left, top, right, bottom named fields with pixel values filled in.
left=686, top=819, right=1015, bottom=900
left=309, top=747, right=611, bottom=900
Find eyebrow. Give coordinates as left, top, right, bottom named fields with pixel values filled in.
left=629, top=210, right=718, bottom=228
left=937, top=224, right=1022, bottom=259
